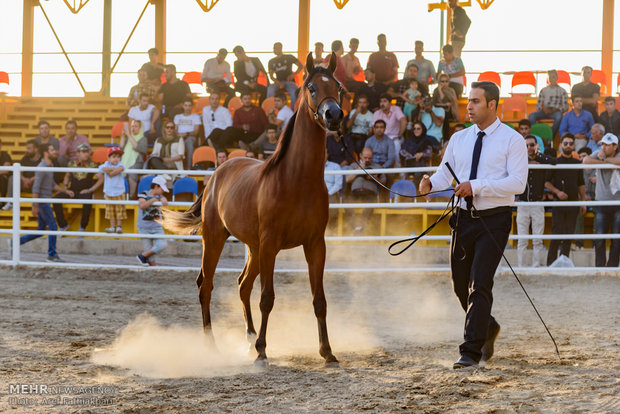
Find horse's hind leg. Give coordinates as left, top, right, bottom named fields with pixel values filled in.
left=303, top=238, right=338, bottom=365
left=198, top=223, right=229, bottom=344
left=238, top=246, right=260, bottom=346
left=255, top=244, right=277, bottom=365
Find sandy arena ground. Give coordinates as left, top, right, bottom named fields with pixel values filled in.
left=0, top=265, right=618, bottom=413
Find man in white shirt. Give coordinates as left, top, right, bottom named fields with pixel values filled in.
left=128, top=93, right=160, bottom=144
left=174, top=98, right=201, bottom=169
left=250, top=93, right=293, bottom=151
left=345, top=94, right=374, bottom=154
left=201, top=92, right=232, bottom=147
left=201, top=48, right=234, bottom=106
left=420, top=81, right=528, bottom=369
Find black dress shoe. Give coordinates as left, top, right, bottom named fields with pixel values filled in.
left=453, top=355, right=478, bottom=369
left=481, top=321, right=501, bottom=362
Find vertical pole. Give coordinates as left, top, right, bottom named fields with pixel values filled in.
left=446, top=3, right=452, bottom=47
left=12, top=163, right=21, bottom=266
left=154, top=0, right=166, bottom=64
left=22, top=0, right=35, bottom=97
left=601, top=0, right=614, bottom=94
left=102, top=0, right=112, bottom=96
left=439, top=1, right=445, bottom=49
left=298, top=0, right=310, bottom=62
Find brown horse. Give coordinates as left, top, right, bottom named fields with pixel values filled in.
left=161, top=53, right=344, bottom=365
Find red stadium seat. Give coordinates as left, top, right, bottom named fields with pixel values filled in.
left=91, top=147, right=109, bottom=164
left=501, top=95, right=527, bottom=122
left=228, top=149, right=246, bottom=159
left=182, top=71, right=202, bottom=85
left=591, top=69, right=607, bottom=94
left=195, top=96, right=210, bottom=114
left=555, top=70, right=571, bottom=86
left=111, top=121, right=126, bottom=138
left=511, top=71, right=536, bottom=95
left=0, top=71, right=9, bottom=85
left=477, top=71, right=501, bottom=87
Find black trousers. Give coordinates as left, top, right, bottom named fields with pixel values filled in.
left=214, top=127, right=259, bottom=151
left=207, top=80, right=235, bottom=107
left=450, top=209, right=512, bottom=362
left=547, top=206, right=578, bottom=265
left=53, top=191, right=93, bottom=229
left=235, top=84, right=267, bottom=104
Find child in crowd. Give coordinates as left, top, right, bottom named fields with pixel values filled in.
left=403, top=78, right=421, bottom=119
left=98, top=146, right=126, bottom=233
left=136, top=175, right=169, bottom=266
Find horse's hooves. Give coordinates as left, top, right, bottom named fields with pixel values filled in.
left=254, top=357, right=269, bottom=368
left=324, top=360, right=340, bottom=368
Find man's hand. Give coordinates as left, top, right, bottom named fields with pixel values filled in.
left=80, top=189, right=90, bottom=195
left=66, top=190, right=75, bottom=198
left=556, top=191, right=568, bottom=200
left=419, top=174, right=432, bottom=201
left=580, top=206, right=587, bottom=216
left=32, top=205, right=39, bottom=218
left=150, top=127, right=156, bottom=134
left=160, top=196, right=168, bottom=206
left=455, top=181, right=473, bottom=198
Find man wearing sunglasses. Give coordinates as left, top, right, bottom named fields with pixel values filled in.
left=516, top=135, right=556, bottom=267
left=544, top=133, right=587, bottom=265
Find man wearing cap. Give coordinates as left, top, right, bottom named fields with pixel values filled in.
left=233, top=45, right=268, bottom=104
left=136, top=175, right=169, bottom=266
left=201, top=48, right=235, bottom=107
left=583, top=133, right=620, bottom=267
left=53, top=143, right=102, bottom=233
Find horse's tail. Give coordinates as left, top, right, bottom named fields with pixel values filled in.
left=160, top=192, right=204, bottom=235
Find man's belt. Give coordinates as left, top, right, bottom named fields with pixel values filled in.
left=458, top=206, right=511, bottom=219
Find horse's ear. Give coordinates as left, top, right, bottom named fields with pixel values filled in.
left=328, top=52, right=337, bottom=73
left=306, top=53, right=314, bottom=73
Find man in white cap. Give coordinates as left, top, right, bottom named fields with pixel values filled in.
left=583, top=133, right=620, bottom=266
left=136, top=175, right=169, bottom=266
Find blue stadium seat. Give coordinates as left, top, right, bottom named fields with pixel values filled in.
left=390, top=179, right=416, bottom=202
left=172, top=177, right=198, bottom=201
left=137, top=175, right=155, bottom=195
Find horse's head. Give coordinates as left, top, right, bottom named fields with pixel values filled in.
left=303, top=52, right=344, bottom=131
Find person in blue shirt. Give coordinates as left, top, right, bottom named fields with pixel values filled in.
left=559, top=96, right=594, bottom=140
left=363, top=120, right=395, bottom=168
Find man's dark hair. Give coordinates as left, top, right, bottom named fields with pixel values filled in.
left=315, top=42, right=323, bottom=48
left=66, top=119, right=78, bottom=129
left=138, top=93, right=150, bottom=101
left=232, top=45, right=244, bottom=54
left=379, top=93, right=391, bottom=101
left=374, top=119, right=386, bottom=128
left=377, top=33, right=386, bottom=40
left=218, top=48, right=228, bottom=56
left=415, top=40, right=423, bottom=46
left=524, top=134, right=537, bottom=141
left=356, top=94, right=368, bottom=102
left=148, top=48, right=159, bottom=55
left=217, top=149, right=228, bottom=156
left=442, top=44, right=454, bottom=54
left=579, top=147, right=592, bottom=155
left=150, top=182, right=161, bottom=190
left=350, top=38, right=359, bottom=45
left=518, top=119, right=531, bottom=128
left=183, top=97, right=193, bottom=105
left=582, top=65, right=592, bottom=73
left=274, top=92, right=287, bottom=102
left=239, top=91, right=252, bottom=99
left=331, top=40, right=343, bottom=53
left=561, top=132, right=575, bottom=142
left=38, top=143, right=51, bottom=155
left=266, top=124, right=278, bottom=132
left=471, top=81, right=500, bottom=110
left=165, top=64, right=176, bottom=72
left=38, top=120, right=50, bottom=128
left=604, top=96, right=615, bottom=103
left=547, top=69, right=557, bottom=77
left=26, top=139, right=37, bottom=147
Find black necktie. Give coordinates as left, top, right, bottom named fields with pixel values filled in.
left=466, top=131, right=485, bottom=210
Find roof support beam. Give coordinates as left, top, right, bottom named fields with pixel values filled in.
left=298, top=0, right=310, bottom=63
left=153, top=0, right=166, bottom=64
left=21, top=0, right=35, bottom=97
left=602, top=0, right=614, bottom=93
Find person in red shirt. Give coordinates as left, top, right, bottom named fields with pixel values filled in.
left=215, top=92, right=268, bottom=151
left=323, top=40, right=347, bottom=86
left=367, top=34, right=399, bottom=85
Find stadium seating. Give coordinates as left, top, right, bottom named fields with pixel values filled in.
left=531, top=123, right=553, bottom=141
left=172, top=177, right=198, bottom=201
left=137, top=175, right=155, bottom=194
left=591, top=69, right=607, bottom=94
left=501, top=95, right=528, bottom=121
left=511, top=71, right=536, bottom=95
left=389, top=180, right=416, bottom=203
left=228, top=149, right=246, bottom=159
left=91, top=147, right=109, bottom=164
left=192, top=145, right=217, bottom=167
left=477, top=71, right=501, bottom=87
left=228, top=96, right=243, bottom=115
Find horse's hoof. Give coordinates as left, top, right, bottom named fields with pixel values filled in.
left=324, top=360, right=340, bottom=368
left=254, top=357, right=269, bottom=368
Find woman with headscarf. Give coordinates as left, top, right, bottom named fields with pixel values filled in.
left=400, top=121, right=434, bottom=181
left=148, top=120, right=185, bottom=172
left=120, top=119, right=148, bottom=198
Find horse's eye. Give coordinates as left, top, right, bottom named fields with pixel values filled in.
left=307, top=82, right=317, bottom=95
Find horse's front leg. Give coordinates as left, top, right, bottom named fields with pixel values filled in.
left=303, top=238, right=338, bottom=365
left=255, top=244, right=277, bottom=366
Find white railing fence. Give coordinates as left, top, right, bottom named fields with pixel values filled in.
left=1, top=163, right=619, bottom=272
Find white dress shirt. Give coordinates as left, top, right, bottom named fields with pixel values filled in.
left=324, top=161, right=342, bottom=196
left=430, top=117, right=528, bottom=210
left=202, top=105, right=233, bottom=137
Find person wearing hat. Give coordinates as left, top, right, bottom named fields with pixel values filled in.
left=232, top=45, right=269, bottom=104
left=97, top=146, right=126, bottom=233
left=201, top=48, right=235, bottom=107
left=584, top=133, right=620, bottom=266
left=136, top=175, right=169, bottom=266
left=53, top=143, right=102, bottom=234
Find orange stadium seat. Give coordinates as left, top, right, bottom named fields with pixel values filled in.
left=257, top=71, right=268, bottom=87
left=591, top=69, right=607, bottom=94
left=111, top=121, right=126, bottom=138
left=192, top=145, right=216, bottom=166
left=182, top=71, right=202, bottom=85
left=261, top=97, right=275, bottom=115
left=91, top=147, right=109, bottom=164
left=555, top=70, right=571, bottom=86
left=228, top=149, right=246, bottom=159
left=195, top=96, right=210, bottom=114
left=0, top=71, right=8, bottom=85
left=511, top=71, right=536, bottom=94
left=501, top=95, right=527, bottom=122
left=227, top=96, right=243, bottom=115
left=477, top=71, right=501, bottom=87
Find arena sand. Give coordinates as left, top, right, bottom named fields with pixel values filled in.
left=0, top=265, right=618, bottom=413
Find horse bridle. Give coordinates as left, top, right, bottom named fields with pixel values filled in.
left=305, top=79, right=345, bottom=130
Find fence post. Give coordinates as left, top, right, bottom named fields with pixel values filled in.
left=11, top=163, right=21, bottom=266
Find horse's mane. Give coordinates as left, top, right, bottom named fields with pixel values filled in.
left=261, top=66, right=338, bottom=177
